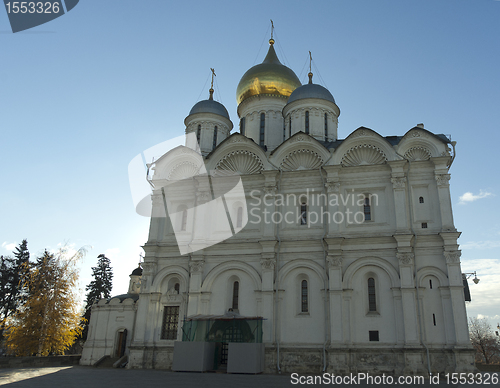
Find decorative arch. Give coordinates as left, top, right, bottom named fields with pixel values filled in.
left=201, top=261, right=261, bottom=292
left=397, top=128, right=448, bottom=158
left=280, top=149, right=324, bottom=171
left=151, top=265, right=190, bottom=292
left=168, top=161, right=202, bottom=180
left=214, top=150, right=264, bottom=175
left=416, top=266, right=449, bottom=287
left=270, top=132, right=330, bottom=169
left=341, top=144, right=387, bottom=167
left=278, top=259, right=327, bottom=285
left=403, top=146, right=432, bottom=161
left=342, top=257, right=400, bottom=289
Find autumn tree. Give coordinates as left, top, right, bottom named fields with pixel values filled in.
left=4, top=246, right=86, bottom=356
left=0, top=240, right=30, bottom=322
left=469, top=317, right=500, bottom=364
left=81, top=254, right=113, bottom=340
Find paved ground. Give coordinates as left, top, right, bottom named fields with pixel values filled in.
left=0, top=366, right=497, bottom=387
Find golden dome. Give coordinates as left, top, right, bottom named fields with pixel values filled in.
left=236, top=41, right=301, bottom=105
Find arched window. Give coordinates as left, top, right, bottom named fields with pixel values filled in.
left=236, top=206, right=243, bottom=228
left=364, top=196, right=371, bottom=221
left=324, top=113, right=328, bottom=140
left=196, top=125, right=201, bottom=144
left=232, top=281, right=239, bottom=310
left=213, top=126, right=218, bottom=150
left=181, top=209, right=188, bottom=231
left=305, top=111, right=309, bottom=134
left=240, top=117, right=245, bottom=136
left=174, top=283, right=180, bottom=294
left=259, top=113, right=265, bottom=146
left=300, top=202, right=307, bottom=225
left=419, top=196, right=424, bottom=204
left=301, top=280, right=308, bottom=313
left=368, top=277, right=376, bottom=312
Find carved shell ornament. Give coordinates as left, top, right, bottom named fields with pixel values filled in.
left=280, top=149, right=324, bottom=171
left=404, top=147, right=431, bottom=161
left=341, top=144, right=387, bottom=167
left=167, top=161, right=202, bottom=181
left=215, top=150, right=264, bottom=176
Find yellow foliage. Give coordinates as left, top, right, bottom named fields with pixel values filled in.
left=4, top=245, right=87, bottom=356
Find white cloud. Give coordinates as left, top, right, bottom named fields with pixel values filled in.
left=458, top=190, right=493, bottom=204
left=461, top=240, right=500, bottom=250
left=2, top=241, right=16, bottom=251
left=104, top=248, right=121, bottom=260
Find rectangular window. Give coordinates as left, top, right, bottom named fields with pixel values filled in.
left=259, top=113, right=265, bottom=146
left=240, top=117, right=245, bottom=136
left=369, top=331, right=379, bottom=341
left=368, top=277, right=376, bottom=312
left=422, top=222, right=428, bottom=228
left=161, top=306, right=179, bottom=340
left=300, top=203, right=307, bottom=225
left=305, top=111, right=309, bottom=134
left=364, top=197, right=371, bottom=221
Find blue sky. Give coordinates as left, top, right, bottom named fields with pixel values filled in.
left=1, top=0, right=499, bottom=328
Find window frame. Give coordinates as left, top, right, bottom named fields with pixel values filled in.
left=161, top=305, right=180, bottom=340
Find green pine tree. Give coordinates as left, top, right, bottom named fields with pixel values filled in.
left=81, top=254, right=113, bottom=340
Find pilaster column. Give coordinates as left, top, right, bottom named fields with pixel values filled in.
left=327, top=255, right=343, bottom=345
left=389, top=160, right=410, bottom=233
left=262, top=170, right=279, bottom=239
left=187, top=258, right=205, bottom=316
left=397, top=251, right=420, bottom=346
left=323, top=165, right=341, bottom=235
left=260, top=255, right=276, bottom=343
left=444, top=250, right=469, bottom=346
left=433, top=157, right=456, bottom=232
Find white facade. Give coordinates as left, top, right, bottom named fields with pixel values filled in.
left=81, top=40, right=475, bottom=375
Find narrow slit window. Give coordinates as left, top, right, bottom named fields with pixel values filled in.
left=300, top=202, right=307, bottom=225
left=433, top=314, right=436, bottom=326
left=181, top=209, right=188, bottom=231
left=289, top=116, right=292, bottom=138
left=324, top=113, right=328, bottom=140
left=236, top=206, right=243, bottom=228
left=283, top=122, right=286, bottom=141
left=364, top=196, right=371, bottom=221
left=259, top=113, right=265, bottom=146
left=196, top=125, right=201, bottom=144
left=213, top=126, right=218, bottom=150
left=232, top=281, right=239, bottom=310
left=429, top=279, right=433, bottom=289
left=368, top=277, right=376, bottom=312
left=301, top=280, right=308, bottom=313
left=240, top=117, right=245, bottom=136
left=419, top=196, right=424, bottom=204
left=305, top=111, right=309, bottom=134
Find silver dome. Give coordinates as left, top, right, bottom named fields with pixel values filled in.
left=287, top=83, right=335, bottom=104
left=189, top=99, right=230, bottom=119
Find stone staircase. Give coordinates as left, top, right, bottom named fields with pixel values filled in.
left=94, top=356, right=120, bottom=368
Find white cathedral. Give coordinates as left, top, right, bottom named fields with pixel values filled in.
left=81, top=37, right=475, bottom=375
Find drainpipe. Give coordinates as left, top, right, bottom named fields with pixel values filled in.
left=395, top=151, right=431, bottom=375
left=319, top=166, right=330, bottom=372
left=317, top=149, right=335, bottom=372
left=268, top=160, right=283, bottom=373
